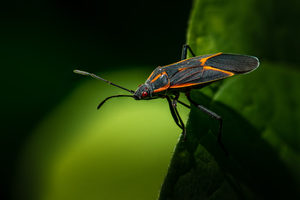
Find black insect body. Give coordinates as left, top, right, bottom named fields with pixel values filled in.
left=74, top=44, right=259, bottom=155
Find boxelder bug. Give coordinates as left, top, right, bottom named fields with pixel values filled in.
left=74, top=44, right=259, bottom=155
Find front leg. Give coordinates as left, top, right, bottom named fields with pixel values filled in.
left=171, top=92, right=180, bottom=107
left=166, top=95, right=186, bottom=139
left=166, top=96, right=182, bottom=129
left=172, top=93, right=187, bottom=139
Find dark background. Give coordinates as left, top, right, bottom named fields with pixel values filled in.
left=0, top=1, right=192, bottom=199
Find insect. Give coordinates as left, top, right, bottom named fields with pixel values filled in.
left=74, top=44, right=259, bottom=155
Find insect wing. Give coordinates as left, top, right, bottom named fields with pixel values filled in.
left=169, top=65, right=233, bottom=88
left=147, top=53, right=224, bottom=82
left=169, top=53, right=259, bottom=88
left=202, top=53, right=259, bottom=73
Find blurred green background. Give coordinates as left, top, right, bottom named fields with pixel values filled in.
left=1, top=0, right=299, bottom=200
left=1, top=1, right=192, bottom=200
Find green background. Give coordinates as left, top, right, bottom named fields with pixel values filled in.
left=1, top=1, right=192, bottom=200
left=1, top=0, right=299, bottom=200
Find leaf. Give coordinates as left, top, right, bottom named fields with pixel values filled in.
left=159, top=0, right=300, bottom=199
left=186, top=0, right=299, bottom=63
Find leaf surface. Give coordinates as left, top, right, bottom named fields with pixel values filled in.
left=159, top=0, right=300, bottom=199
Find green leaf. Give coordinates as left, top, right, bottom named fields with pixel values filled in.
left=159, top=0, right=300, bottom=199
left=186, top=0, right=299, bottom=63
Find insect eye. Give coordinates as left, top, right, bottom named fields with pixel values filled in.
left=142, top=91, right=148, bottom=97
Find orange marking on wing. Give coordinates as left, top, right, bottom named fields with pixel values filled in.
left=153, top=82, right=170, bottom=93
left=170, top=66, right=234, bottom=89
left=146, top=70, right=156, bottom=81
left=199, top=52, right=222, bottom=65
left=150, top=71, right=167, bottom=83
left=203, top=66, right=234, bottom=76
left=169, top=82, right=200, bottom=89
left=177, top=66, right=191, bottom=72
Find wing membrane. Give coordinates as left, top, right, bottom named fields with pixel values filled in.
left=169, top=66, right=234, bottom=88
left=147, top=53, right=259, bottom=90
left=203, top=53, right=259, bottom=73
left=166, top=53, right=259, bottom=88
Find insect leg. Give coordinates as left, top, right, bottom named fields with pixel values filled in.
left=174, top=106, right=186, bottom=139
left=97, top=95, right=135, bottom=109
left=171, top=92, right=180, bottom=107
left=171, top=94, right=187, bottom=139
left=171, top=98, right=190, bottom=109
left=166, top=96, right=183, bottom=129
left=181, top=44, right=196, bottom=60
left=170, top=93, right=190, bottom=108
left=186, top=92, right=228, bottom=155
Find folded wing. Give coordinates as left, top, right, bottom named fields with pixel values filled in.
left=169, top=53, right=259, bottom=88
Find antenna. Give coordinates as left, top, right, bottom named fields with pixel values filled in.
left=73, top=69, right=135, bottom=94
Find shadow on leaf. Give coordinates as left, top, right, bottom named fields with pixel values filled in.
left=159, top=91, right=299, bottom=200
